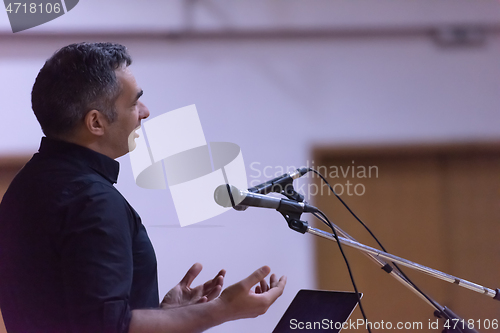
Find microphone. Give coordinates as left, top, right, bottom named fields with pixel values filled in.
left=248, top=167, right=310, bottom=195
left=230, top=167, right=310, bottom=211
left=214, top=184, right=318, bottom=214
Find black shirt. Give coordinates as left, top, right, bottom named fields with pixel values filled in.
left=0, top=137, right=159, bottom=333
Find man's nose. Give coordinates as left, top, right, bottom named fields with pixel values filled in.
left=138, top=101, right=150, bottom=119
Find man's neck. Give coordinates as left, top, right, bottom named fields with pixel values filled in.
left=47, top=134, right=117, bottom=160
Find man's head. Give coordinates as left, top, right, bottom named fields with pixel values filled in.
left=32, top=42, right=149, bottom=158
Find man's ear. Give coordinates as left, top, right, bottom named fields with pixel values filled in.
left=84, top=110, right=106, bottom=136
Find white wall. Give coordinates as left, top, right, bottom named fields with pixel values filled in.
left=1, top=1, right=500, bottom=332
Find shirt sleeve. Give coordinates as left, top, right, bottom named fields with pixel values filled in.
left=59, top=182, right=136, bottom=333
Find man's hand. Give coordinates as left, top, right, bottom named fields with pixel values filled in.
left=161, top=263, right=226, bottom=309
left=215, top=266, right=287, bottom=321
left=130, top=265, right=285, bottom=333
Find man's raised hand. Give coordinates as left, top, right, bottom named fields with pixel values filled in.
left=215, top=266, right=287, bottom=320
left=161, top=263, right=226, bottom=309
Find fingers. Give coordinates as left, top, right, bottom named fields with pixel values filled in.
left=270, top=274, right=278, bottom=288
left=179, top=263, right=203, bottom=288
left=200, top=269, right=225, bottom=299
left=203, top=269, right=225, bottom=288
left=197, top=296, right=208, bottom=304
left=240, top=266, right=271, bottom=290
left=202, top=274, right=221, bottom=289
left=204, top=274, right=224, bottom=301
left=205, top=284, right=222, bottom=302
left=265, top=275, right=287, bottom=301
left=212, top=269, right=226, bottom=289
left=254, top=273, right=283, bottom=294
left=216, top=269, right=226, bottom=280
left=218, top=267, right=286, bottom=320
left=217, top=270, right=226, bottom=290
left=255, top=280, right=268, bottom=294
left=260, top=278, right=269, bottom=293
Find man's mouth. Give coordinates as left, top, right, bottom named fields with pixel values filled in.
left=133, top=125, right=141, bottom=138
left=128, top=125, right=142, bottom=152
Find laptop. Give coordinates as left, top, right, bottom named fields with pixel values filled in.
left=273, top=290, right=362, bottom=333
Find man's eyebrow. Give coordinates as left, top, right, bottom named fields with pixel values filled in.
left=135, top=90, right=144, bottom=101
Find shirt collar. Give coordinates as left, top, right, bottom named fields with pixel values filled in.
left=38, top=137, right=120, bottom=184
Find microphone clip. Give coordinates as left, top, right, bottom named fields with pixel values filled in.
left=279, top=206, right=309, bottom=234
left=281, top=182, right=305, bottom=203
left=276, top=179, right=309, bottom=233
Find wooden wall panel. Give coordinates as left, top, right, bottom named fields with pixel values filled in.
left=441, top=154, right=500, bottom=322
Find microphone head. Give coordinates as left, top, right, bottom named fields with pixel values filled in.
left=298, top=167, right=310, bottom=176
left=214, top=184, right=246, bottom=208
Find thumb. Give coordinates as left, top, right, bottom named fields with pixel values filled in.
left=240, top=266, right=271, bottom=290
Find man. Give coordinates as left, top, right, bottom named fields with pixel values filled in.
left=0, top=42, right=286, bottom=333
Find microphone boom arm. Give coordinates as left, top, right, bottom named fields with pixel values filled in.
left=304, top=224, right=499, bottom=301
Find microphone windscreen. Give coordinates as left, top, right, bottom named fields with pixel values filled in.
left=214, top=184, right=245, bottom=208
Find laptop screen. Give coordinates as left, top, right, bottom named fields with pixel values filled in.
left=273, top=289, right=362, bottom=333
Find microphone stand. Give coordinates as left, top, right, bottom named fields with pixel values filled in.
left=275, top=188, right=499, bottom=333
